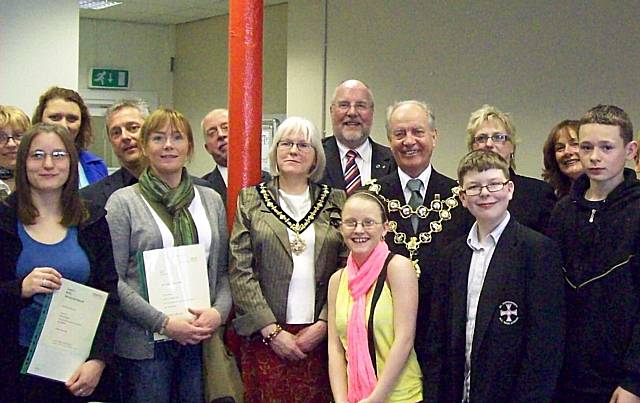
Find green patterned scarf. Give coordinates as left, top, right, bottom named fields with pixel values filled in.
left=138, top=167, right=199, bottom=246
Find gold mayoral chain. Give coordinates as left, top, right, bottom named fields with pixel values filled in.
left=257, top=182, right=331, bottom=255
left=365, top=180, right=462, bottom=278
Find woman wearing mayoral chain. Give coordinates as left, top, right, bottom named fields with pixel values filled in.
left=229, top=116, right=347, bottom=402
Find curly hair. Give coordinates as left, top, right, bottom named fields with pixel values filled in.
left=542, top=120, right=579, bottom=198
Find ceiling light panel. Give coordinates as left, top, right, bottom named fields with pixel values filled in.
left=79, top=0, right=123, bottom=10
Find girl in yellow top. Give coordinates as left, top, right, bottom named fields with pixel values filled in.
left=328, top=191, right=422, bottom=402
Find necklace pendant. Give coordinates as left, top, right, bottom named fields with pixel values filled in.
left=290, top=233, right=307, bottom=255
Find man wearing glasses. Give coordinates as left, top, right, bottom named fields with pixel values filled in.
left=321, top=79, right=394, bottom=194
left=466, top=104, right=556, bottom=234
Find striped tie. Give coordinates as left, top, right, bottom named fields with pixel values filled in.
left=344, top=150, right=361, bottom=195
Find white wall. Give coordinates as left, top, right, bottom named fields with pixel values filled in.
left=173, top=4, right=288, bottom=176
left=0, top=0, right=79, bottom=115
left=78, top=18, right=175, bottom=165
left=287, top=0, right=640, bottom=179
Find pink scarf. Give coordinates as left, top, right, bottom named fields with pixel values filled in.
left=346, top=241, right=390, bottom=403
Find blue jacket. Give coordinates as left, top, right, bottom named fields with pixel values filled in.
left=79, top=149, right=108, bottom=184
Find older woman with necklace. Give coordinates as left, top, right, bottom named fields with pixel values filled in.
left=229, top=116, right=347, bottom=402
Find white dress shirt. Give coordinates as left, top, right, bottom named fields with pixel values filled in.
left=397, top=165, right=432, bottom=204
left=462, top=212, right=511, bottom=402
left=278, top=187, right=316, bottom=324
left=217, top=165, right=228, bottom=186
left=336, top=139, right=372, bottom=184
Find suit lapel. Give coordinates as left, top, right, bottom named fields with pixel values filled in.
left=470, top=219, right=518, bottom=361
left=324, top=137, right=346, bottom=188
left=311, top=184, right=329, bottom=277
left=451, top=244, right=473, bottom=352
left=260, top=180, right=293, bottom=256
left=370, top=139, right=392, bottom=179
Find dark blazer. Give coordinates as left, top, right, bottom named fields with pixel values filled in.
left=228, top=178, right=347, bottom=336
left=320, top=136, right=395, bottom=189
left=509, top=170, right=556, bottom=234
left=0, top=195, right=120, bottom=402
left=374, top=169, right=474, bottom=351
left=421, top=218, right=565, bottom=403
left=202, top=166, right=271, bottom=208
left=81, top=167, right=137, bottom=209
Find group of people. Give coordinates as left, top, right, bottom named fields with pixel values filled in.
left=0, top=78, right=638, bottom=403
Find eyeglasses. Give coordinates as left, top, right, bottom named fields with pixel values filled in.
left=333, top=101, right=371, bottom=113
left=0, top=132, right=23, bottom=146
left=340, top=219, right=382, bottom=230
left=277, top=141, right=313, bottom=152
left=473, top=133, right=510, bottom=144
left=462, top=181, right=510, bottom=196
left=28, top=150, right=70, bottom=161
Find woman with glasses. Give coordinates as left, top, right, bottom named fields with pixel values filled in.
left=466, top=105, right=556, bottom=234
left=0, top=123, right=119, bottom=402
left=229, top=116, right=346, bottom=401
left=32, top=87, right=108, bottom=188
left=105, top=108, right=230, bottom=402
left=542, top=120, right=583, bottom=198
left=0, top=105, right=31, bottom=198
left=328, top=191, right=422, bottom=403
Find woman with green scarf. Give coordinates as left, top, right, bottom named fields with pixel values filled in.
left=105, top=108, right=230, bottom=403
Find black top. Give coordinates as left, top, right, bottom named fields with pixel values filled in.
left=508, top=169, right=557, bottom=234
left=548, top=168, right=640, bottom=397
left=0, top=195, right=120, bottom=402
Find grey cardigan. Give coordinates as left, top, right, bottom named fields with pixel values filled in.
left=106, top=184, right=231, bottom=359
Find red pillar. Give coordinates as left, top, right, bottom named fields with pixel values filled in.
left=227, top=0, right=264, bottom=230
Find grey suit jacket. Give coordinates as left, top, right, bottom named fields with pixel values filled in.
left=106, top=184, right=231, bottom=359
left=229, top=178, right=347, bottom=336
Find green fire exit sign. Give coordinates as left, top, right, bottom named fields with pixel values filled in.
left=89, top=68, right=129, bottom=89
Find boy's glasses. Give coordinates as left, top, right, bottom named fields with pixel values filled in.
left=473, top=133, right=510, bottom=144
left=341, top=219, right=382, bottom=230
left=462, top=181, right=509, bottom=196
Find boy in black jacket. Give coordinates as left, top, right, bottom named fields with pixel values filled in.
left=421, top=150, right=565, bottom=402
left=549, top=104, right=640, bottom=402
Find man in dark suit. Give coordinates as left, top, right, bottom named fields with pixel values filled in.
left=365, top=100, right=472, bottom=349
left=321, top=79, right=394, bottom=193
left=201, top=108, right=269, bottom=208
left=421, top=150, right=565, bottom=403
left=201, top=108, right=230, bottom=203
left=81, top=100, right=148, bottom=208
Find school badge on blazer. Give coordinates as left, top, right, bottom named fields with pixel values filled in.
left=498, top=301, right=519, bottom=325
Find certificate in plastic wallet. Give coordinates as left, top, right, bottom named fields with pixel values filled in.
left=21, top=279, right=108, bottom=382
left=137, top=243, right=211, bottom=341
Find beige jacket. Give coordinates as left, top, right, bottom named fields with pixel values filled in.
left=229, top=178, right=347, bottom=336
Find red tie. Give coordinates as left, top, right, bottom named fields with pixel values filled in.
left=344, top=150, right=362, bottom=195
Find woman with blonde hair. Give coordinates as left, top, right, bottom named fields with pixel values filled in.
left=0, top=105, right=31, bottom=197
left=106, top=108, right=230, bottom=402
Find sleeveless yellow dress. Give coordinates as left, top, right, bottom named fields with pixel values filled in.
left=335, top=268, right=423, bottom=402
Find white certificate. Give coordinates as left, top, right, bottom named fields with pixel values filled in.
left=21, top=279, right=108, bottom=383
left=140, top=244, right=211, bottom=341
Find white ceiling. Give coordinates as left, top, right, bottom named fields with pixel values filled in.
left=79, top=0, right=287, bottom=25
